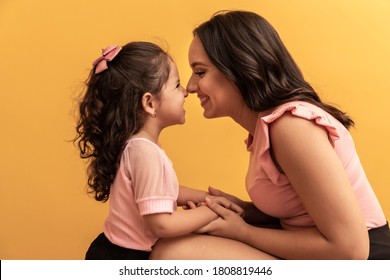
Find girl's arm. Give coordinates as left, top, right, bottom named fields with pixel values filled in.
left=177, top=185, right=208, bottom=207
left=201, top=114, right=369, bottom=259
left=143, top=206, right=218, bottom=238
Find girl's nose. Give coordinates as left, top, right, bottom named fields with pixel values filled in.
left=183, top=88, right=189, bottom=98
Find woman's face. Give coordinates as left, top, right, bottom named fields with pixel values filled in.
left=186, top=36, right=243, bottom=119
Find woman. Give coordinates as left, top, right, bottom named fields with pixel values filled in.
left=150, top=10, right=390, bottom=259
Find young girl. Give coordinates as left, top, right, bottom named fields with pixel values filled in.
left=74, top=42, right=221, bottom=259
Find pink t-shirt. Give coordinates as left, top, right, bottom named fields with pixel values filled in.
left=103, top=138, right=179, bottom=251
left=246, top=101, right=386, bottom=230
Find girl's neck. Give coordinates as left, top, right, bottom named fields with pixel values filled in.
left=131, top=125, right=161, bottom=144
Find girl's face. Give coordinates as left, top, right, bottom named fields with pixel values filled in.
left=186, top=36, right=243, bottom=119
left=157, top=60, right=188, bottom=127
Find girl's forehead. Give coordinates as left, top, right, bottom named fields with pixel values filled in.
left=168, top=60, right=179, bottom=76
left=168, top=58, right=177, bottom=69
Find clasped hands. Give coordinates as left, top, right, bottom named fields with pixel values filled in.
left=184, top=187, right=250, bottom=239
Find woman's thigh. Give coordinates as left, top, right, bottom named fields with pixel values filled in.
left=150, top=234, right=277, bottom=260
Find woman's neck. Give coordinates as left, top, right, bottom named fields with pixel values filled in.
left=231, top=103, right=260, bottom=136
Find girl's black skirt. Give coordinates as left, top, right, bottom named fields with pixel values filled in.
left=85, top=232, right=150, bottom=260
left=368, top=222, right=390, bottom=260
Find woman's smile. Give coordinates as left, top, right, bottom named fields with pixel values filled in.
left=197, top=94, right=210, bottom=107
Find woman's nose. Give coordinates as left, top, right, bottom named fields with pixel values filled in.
left=186, top=75, right=197, bottom=94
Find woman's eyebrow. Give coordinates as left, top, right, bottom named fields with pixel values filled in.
left=190, top=62, right=209, bottom=68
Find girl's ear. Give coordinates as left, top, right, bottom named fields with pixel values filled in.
left=141, top=92, right=158, bottom=118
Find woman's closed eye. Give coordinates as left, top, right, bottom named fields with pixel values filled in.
left=195, top=71, right=205, bottom=77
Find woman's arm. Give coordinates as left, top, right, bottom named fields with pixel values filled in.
left=201, top=115, right=369, bottom=259
left=144, top=206, right=218, bottom=238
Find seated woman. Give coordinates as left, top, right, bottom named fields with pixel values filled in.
left=150, top=10, right=390, bottom=260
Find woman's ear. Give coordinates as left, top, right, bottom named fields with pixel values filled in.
left=141, top=92, right=158, bottom=118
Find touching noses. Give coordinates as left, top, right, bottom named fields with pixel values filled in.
left=180, top=85, right=189, bottom=98
left=186, top=74, right=198, bottom=94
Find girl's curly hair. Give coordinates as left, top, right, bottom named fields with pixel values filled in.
left=74, top=42, right=171, bottom=202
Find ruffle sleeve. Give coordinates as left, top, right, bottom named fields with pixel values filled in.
left=254, top=101, right=342, bottom=185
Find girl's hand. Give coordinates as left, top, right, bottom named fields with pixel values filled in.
left=182, top=200, right=206, bottom=210
left=185, top=197, right=244, bottom=217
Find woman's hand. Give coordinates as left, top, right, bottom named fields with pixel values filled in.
left=195, top=196, right=248, bottom=240
left=206, top=195, right=245, bottom=217
left=208, top=186, right=249, bottom=210
left=208, top=186, right=279, bottom=226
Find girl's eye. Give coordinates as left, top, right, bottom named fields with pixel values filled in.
left=176, top=83, right=181, bottom=88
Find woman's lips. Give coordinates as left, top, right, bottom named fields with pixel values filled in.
left=198, top=94, right=210, bottom=107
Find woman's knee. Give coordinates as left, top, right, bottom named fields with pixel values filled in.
left=150, top=234, right=277, bottom=260
left=150, top=235, right=197, bottom=259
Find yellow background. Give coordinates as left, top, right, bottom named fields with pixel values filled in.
left=0, top=0, right=389, bottom=259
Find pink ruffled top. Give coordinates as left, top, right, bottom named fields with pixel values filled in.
left=103, top=138, right=179, bottom=251
left=246, top=101, right=386, bottom=230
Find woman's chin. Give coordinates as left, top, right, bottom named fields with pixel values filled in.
left=203, top=110, right=222, bottom=119
left=203, top=109, right=214, bottom=119
left=203, top=112, right=213, bottom=119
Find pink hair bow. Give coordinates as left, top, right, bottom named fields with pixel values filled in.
left=92, top=45, right=123, bottom=74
